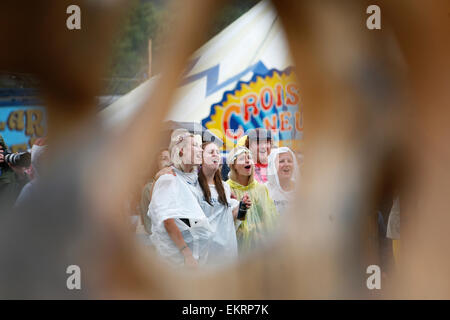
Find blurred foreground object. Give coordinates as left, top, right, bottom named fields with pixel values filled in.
left=0, top=0, right=449, bottom=299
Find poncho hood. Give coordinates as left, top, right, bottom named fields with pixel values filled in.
left=266, top=147, right=299, bottom=198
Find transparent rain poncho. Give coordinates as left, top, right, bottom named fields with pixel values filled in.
left=148, top=167, right=212, bottom=266
left=265, top=147, right=299, bottom=214
left=197, top=182, right=239, bottom=266
left=226, top=178, right=278, bottom=254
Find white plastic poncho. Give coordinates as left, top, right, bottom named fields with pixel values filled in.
left=265, top=147, right=299, bottom=214
left=197, top=182, right=239, bottom=266
left=148, top=167, right=212, bottom=266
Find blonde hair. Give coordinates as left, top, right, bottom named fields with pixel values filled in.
left=227, top=146, right=255, bottom=184
left=169, top=128, right=202, bottom=171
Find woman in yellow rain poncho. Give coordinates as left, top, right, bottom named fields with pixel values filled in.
left=226, top=146, right=278, bottom=254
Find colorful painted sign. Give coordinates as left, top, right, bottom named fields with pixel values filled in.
left=0, top=106, right=46, bottom=152
left=201, top=67, right=303, bottom=150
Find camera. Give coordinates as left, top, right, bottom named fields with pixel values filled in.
left=3, top=152, right=31, bottom=168
left=0, top=135, right=31, bottom=170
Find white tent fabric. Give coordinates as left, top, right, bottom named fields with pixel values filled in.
left=100, top=75, right=159, bottom=129
left=100, top=0, right=294, bottom=130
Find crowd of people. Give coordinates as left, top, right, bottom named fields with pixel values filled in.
left=0, top=128, right=400, bottom=273
left=130, top=126, right=401, bottom=273
left=132, top=128, right=301, bottom=269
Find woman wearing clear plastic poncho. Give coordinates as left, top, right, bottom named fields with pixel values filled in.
left=265, top=147, right=299, bottom=214
left=148, top=129, right=212, bottom=268
left=197, top=142, right=251, bottom=266
left=226, top=146, right=278, bottom=254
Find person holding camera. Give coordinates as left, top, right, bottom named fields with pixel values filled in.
left=0, top=135, right=31, bottom=209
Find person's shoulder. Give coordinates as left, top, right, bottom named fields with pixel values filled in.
left=153, top=173, right=177, bottom=189
left=255, top=181, right=272, bottom=194
left=159, top=172, right=177, bottom=181
left=253, top=179, right=265, bottom=189
left=223, top=180, right=235, bottom=196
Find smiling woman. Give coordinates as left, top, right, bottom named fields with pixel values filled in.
left=266, top=147, right=299, bottom=214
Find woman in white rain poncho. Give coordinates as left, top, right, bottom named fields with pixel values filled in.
left=197, top=142, right=251, bottom=266
left=148, top=129, right=212, bottom=268
left=266, top=147, right=299, bottom=214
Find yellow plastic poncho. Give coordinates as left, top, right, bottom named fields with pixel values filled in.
left=227, top=178, right=278, bottom=254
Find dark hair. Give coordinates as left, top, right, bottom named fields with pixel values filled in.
left=245, top=128, right=272, bottom=148
left=198, top=142, right=229, bottom=207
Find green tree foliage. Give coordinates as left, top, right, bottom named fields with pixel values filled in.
left=209, top=0, right=260, bottom=38
left=104, top=1, right=160, bottom=94
left=105, top=0, right=259, bottom=95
